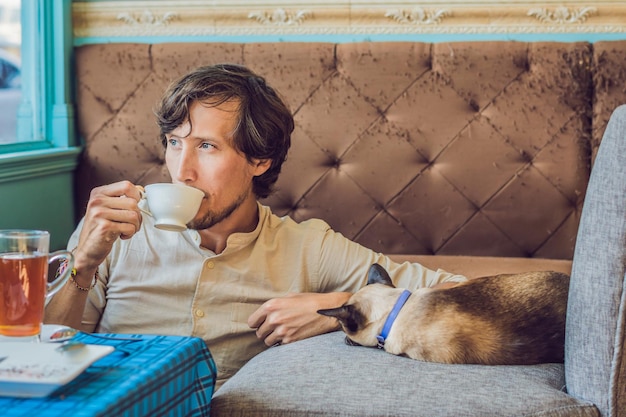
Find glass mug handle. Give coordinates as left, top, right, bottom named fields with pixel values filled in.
left=46, top=250, right=75, bottom=303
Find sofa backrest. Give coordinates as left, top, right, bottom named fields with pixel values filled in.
left=73, top=41, right=626, bottom=260
left=565, top=104, right=626, bottom=417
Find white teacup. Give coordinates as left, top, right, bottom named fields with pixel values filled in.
left=141, top=183, right=204, bottom=232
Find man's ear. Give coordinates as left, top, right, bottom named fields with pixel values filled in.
left=251, top=158, right=271, bottom=177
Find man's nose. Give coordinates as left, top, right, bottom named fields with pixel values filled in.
left=173, top=147, right=198, bottom=183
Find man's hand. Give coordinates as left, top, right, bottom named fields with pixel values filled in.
left=45, top=180, right=143, bottom=330
left=76, top=180, right=144, bottom=271
left=248, top=292, right=352, bottom=347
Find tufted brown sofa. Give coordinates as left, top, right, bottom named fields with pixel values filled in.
left=74, top=41, right=626, bottom=278
left=73, top=41, right=626, bottom=415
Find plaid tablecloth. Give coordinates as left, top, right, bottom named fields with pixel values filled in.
left=0, top=333, right=217, bottom=417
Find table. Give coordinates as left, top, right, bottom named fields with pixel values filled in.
left=0, top=333, right=217, bottom=417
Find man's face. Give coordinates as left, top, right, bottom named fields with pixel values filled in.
left=164, top=100, right=269, bottom=230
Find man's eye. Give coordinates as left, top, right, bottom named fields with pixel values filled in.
left=200, top=142, right=213, bottom=150
left=167, top=138, right=178, bottom=147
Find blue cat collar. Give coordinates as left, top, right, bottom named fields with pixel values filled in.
left=376, top=289, right=412, bottom=349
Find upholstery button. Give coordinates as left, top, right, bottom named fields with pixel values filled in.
left=195, top=309, right=205, bottom=318
left=206, top=261, right=215, bottom=269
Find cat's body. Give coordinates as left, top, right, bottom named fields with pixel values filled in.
left=318, top=264, right=570, bottom=365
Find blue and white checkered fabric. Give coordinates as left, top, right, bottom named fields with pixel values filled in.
left=0, top=334, right=217, bottom=417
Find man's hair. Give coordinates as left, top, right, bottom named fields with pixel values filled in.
left=155, top=64, right=294, bottom=199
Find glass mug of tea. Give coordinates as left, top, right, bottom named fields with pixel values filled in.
left=0, top=230, right=74, bottom=342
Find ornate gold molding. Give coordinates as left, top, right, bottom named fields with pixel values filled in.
left=117, top=10, right=179, bottom=26
left=72, top=1, right=626, bottom=38
left=384, top=7, right=451, bottom=25
left=527, top=6, right=597, bottom=24
left=248, top=8, right=312, bottom=26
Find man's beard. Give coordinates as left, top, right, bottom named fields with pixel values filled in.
left=187, top=190, right=248, bottom=230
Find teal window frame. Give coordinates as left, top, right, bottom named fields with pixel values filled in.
left=0, top=0, right=79, bottom=159
left=0, top=0, right=79, bottom=250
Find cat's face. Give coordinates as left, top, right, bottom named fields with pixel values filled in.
left=318, top=264, right=405, bottom=347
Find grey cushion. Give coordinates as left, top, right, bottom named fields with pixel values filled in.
left=565, top=104, right=626, bottom=417
left=211, top=331, right=598, bottom=417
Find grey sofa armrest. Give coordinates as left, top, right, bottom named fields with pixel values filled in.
left=565, top=104, right=626, bottom=417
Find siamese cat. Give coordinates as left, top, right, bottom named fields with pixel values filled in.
left=318, top=264, right=569, bottom=365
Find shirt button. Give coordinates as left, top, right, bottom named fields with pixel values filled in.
left=206, top=261, right=215, bottom=269
left=195, top=309, right=205, bottom=318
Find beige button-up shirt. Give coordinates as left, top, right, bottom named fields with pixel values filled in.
left=69, top=204, right=466, bottom=388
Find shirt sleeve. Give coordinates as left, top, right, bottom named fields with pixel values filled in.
left=316, top=228, right=467, bottom=293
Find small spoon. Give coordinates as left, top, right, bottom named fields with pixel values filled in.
left=56, top=339, right=86, bottom=352
left=41, top=325, right=78, bottom=343
left=44, top=324, right=143, bottom=345
left=50, top=327, right=79, bottom=342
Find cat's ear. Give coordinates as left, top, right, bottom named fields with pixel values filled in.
left=318, top=305, right=351, bottom=322
left=367, top=263, right=395, bottom=287
left=318, top=305, right=361, bottom=333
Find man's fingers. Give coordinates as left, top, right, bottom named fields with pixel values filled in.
left=248, top=298, right=281, bottom=328
left=91, top=180, right=143, bottom=201
left=257, top=325, right=286, bottom=347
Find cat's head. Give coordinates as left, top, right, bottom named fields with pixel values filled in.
left=317, top=264, right=403, bottom=347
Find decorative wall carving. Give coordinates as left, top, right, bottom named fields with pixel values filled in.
left=117, top=11, right=179, bottom=26
left=72, top=1, right=626, bottom=38
left=385, top=7, right=451, bottom=25
left=248, top=9, right=312, bottom=26
left=527, top=7, right=597, bottom=24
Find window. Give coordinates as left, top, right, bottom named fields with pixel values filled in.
left=0, top=0, right=77, bottom=154
left=0, top=0, right=20, bottom=145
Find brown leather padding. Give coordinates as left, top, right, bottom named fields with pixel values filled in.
left=388, top=255, right=572, bottom=280
left=73, top=41, right=626, bottom=260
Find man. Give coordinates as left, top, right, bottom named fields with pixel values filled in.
left=45, top=64, right=466, bottom=389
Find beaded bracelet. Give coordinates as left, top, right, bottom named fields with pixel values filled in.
left=57, top=259, right=99, bottom=292
left=69, top=267, right=99, bottom=292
